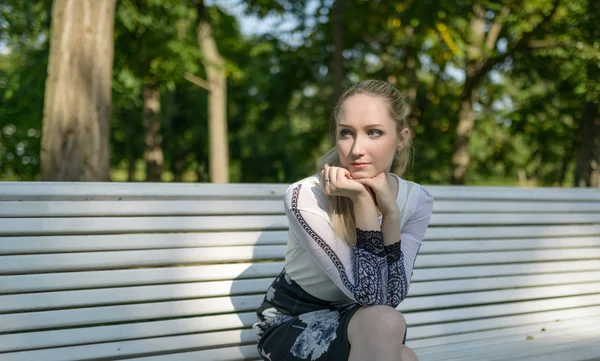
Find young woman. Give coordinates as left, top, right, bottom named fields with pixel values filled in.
left=253, top=80, right=434, bottom=361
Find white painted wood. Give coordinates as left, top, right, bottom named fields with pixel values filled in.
left=0, top=182, right=598, bottom=360
left=0, top=215, right=289, bottom=236
left=1, top=213, right=598, bottom=237
left=0, top=295, right=263, bottom=333
left=0, top=328, right=259, bottom=361
left=4, top=199, right=600, bottom=218
left=406, top=296, right=600, bottom=339
left=414, top=260, right=600, bottom=280
left=416, top=317, right=600, bottom=359
left=419, top=323, right=600, bottom=361
left=2, top=233, right=598, bottom=255
left=4, top=291, right=599, bottom=335
left=0, top=231, right=289, bottom=254
left=429, top=212, right=600, bottom=225
left=0, top=246, right=287, bottom=274
left=4, top=272, right=600, bottom=313
left=0, top=312, right=257, bottom=352
left=2, top=182, right=599, bottom=201
left=410, top=311, right=600, bottom=349
left=424, top=224, right=600, bottom=240
left=2, top=246, right=598, bottom=274
left=433, top=200, right=600, bottom=213
left=0, top=200, right=284, bottom=217
left=0, top=262, right=285, bottom=293
left=4, top=259, right=599, bottom=294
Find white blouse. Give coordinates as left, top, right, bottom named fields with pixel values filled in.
left=283, top=174, right=434, bottom=307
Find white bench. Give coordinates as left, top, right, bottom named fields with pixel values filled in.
left=1, top=182, right=599, bottom=361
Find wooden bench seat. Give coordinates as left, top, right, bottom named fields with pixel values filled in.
left=0, top=182, right=599, bottom=361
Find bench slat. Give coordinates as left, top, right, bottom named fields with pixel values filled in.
left=0, top=200, right=284, bottom=217
left=0, top=312, right=257, bottom=353
left=0, top=328, right=259, bottom=361
left=3, top=288, right=600, bottom=334
left=2, top=213, right=600, bottom=236
left=3, top=304, right=600, bottom=354
left=3, top=260, right=600, bottom=294
left=4, top=272, right=600, bottom=313
left=2, top=247, right=599, bottom=274
left=411, top=312, right=600, bottom=349
left=0, top=216, right=290, bottom=236
left=2, top=182, right=599, bottom=201
left=3, top=200, right=600, bottom=218
left=425, top=224, right=600, bottom=240
left=2, top=233, right=598, bottom=254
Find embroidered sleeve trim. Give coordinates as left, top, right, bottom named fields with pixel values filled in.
left=384, top=242, right=402, bottom=264
left=356, top=229, right=385, bottom=257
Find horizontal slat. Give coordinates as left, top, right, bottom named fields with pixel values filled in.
left=433, top=200, right=600, bottom=213
left=2, top=233, right=599, bottom=255
left=0, top=182, right=289, bottom=201
left=411, top=310, right=600, bottom=349
left=2, top=247, right=600, bottom=274
left=0, top=263, right=285, bottom=294
left=3, top=199, right=600, bottom=218
left=0, top=312, right=258, bottom=353
left=4, top=304, right=600, bottom=355
left=2, top=213, right=600, bottom=236
left=0, top=200, right=284, bottom=217
left=0, top=216, right=289, bottom=236
left=419, top=323, right=600, bottom=361
left=0, top=246, right=287, bottom=274
left=430, top=213, right=600, bottom=225
left=406, top=295, right=600, bottom=338
left=0, top=231, right=289, bottom=254
left=4, top=259, right=600, bottom=294
left=2, top=182, right=599, bottom=201
left=128, top=344, right=260, bottom=361
left=3, top=285, right=600, bottom=334
left=0, top=328, right=259, bottom=361
left=4, top=271, right=600, bottom=313
left=0, top=295, right=263, bottom=333
left=425, top=225, right=600, bottom=240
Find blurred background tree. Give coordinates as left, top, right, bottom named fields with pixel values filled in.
left=0, top=0, right=598, bottom=187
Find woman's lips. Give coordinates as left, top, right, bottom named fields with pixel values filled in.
left=350, top=162, right=370, bottom=168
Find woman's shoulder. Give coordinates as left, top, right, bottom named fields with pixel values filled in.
left=284, top=174, right=328, bottom=212
left=393, top=176, right=434, bottom=218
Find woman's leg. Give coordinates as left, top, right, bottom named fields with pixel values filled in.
left=347, top=305, right=419, bottom=361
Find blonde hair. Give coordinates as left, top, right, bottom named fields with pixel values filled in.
left=316, top=79, right=412, bottom=244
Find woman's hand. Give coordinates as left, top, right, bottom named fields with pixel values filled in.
left=354, top=172, right=399, bottom=217
left=320, top=164, right=371, bottom=202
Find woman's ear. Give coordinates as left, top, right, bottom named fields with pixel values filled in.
left=397, top=127, right=410, bottom=149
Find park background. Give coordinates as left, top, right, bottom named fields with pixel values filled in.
left=0, top=0, right=598, bottom=187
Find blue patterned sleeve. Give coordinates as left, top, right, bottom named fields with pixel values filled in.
left=383, top=243, right=409, bottom=308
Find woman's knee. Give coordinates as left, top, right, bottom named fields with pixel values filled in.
left=348, top=305, right=406, bottom=343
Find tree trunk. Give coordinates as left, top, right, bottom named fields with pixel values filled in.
left=41, top=0, right=115, bottom=181
left=451, top=87, right=477, bottom=184
left=143, top=83, right=164, bottom=182
left=195, top=0, right=229, bottom=183
left=576, top=101, right=599, bottom=187
left=331, top=0, right=344, bottom=104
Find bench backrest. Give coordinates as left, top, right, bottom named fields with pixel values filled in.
left=1, top=182, right=599, bottom=361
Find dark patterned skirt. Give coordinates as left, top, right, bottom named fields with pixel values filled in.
left=253, top=268, right=407, bottom=361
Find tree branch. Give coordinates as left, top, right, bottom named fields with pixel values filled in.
left=464, top=0, right=561, bottom=93
left=485, top=6, right=510, bottom=51
left=184, top=72, right=211, bottom=91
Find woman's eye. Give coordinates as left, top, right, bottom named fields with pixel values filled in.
left=368, top=130, right=383, bottom=136
left=339, top=129, right=352, bottom=137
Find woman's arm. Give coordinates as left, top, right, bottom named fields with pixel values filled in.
left=285, top=183, right=397, bottom=306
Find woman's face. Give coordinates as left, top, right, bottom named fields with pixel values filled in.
left=336, top=93, right=405, bottom=179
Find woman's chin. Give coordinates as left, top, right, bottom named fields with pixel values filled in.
left=349, top=170, right=376, bottom=179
